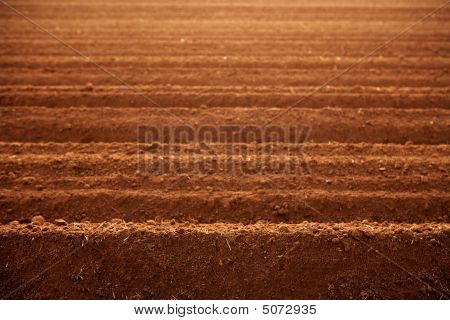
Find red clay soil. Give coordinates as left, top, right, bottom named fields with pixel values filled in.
left=1, top=222, right=449, bottom=299
left=0, top=0, right=449, bottom=299
left=0, top=107, right=449, bottom=144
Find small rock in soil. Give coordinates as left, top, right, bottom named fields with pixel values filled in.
left=54, top=219, right=68, bottom=226
left=82, top=82, right=94, bottom=92
left=350, top=229, right=364, bottom=239
left=31, top=215, right=46, bottom=225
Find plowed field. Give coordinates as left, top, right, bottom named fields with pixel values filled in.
left=0, top=0, right=449, bottom=299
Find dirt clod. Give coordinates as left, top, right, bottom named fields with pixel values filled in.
left=31, top=215, right=46, bottom=225
left=54, top=219, right=68, bottom=226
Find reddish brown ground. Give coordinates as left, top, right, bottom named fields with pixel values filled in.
left=0, top=0, right=449, bottom=299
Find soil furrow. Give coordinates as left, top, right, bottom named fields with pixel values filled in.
left=0, top=70, right=448, bottom=87
left=1, top=175, right=448, bottom=193
left=0, top=189, right=448, bottom=224
left=2, top=92, right=449, bottom=109
left=0, top=221, right=448, bottom=299
left=0, top=107, right=448, bottom=144
left=1, top=56, right=448, bottom=69
left=2, top=6, right=449, bottom=20
left=0, top=142, right=447, bottom=156
left=1, top=154, right=448, bottom=176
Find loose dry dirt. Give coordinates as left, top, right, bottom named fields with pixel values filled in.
left=0, top=0, right=449, bottom=299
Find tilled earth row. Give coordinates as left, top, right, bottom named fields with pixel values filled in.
left=0, top=0, right=449, bottom=299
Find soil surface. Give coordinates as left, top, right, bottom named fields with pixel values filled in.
left=0, top=0, right=449, bottom=299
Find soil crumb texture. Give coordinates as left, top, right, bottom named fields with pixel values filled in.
left=0, top=0, right=449, bottom=299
